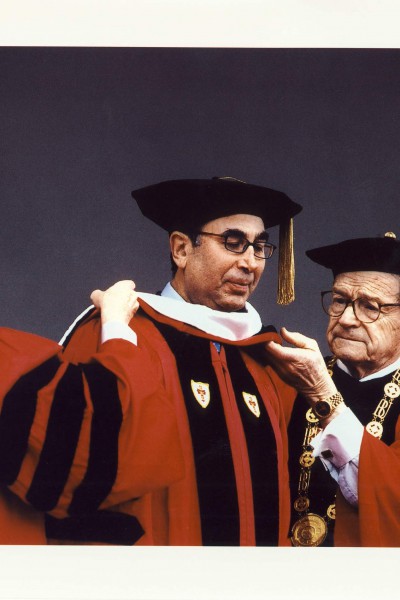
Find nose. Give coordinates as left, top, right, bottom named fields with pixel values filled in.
left=337, top=302, right=360, bottom=326
left=236, top=246, right=260, bottom=271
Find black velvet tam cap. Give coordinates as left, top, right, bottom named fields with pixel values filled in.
left=306, top=233, right=400, bottom=276
left=131, top=177, right=302, bottom=232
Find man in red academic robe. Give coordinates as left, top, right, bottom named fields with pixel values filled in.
left=0, top=176, right=303, bottom=545
left=266, top=232, right=400, bottom=547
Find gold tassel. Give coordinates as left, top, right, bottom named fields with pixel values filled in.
left=277, top=217, right=295, bottom=305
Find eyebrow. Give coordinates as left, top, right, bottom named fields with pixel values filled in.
left=222, top=228, right=269, bottom=241
left=332, top=286, right=390, bottom=303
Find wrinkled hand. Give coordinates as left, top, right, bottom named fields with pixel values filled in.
left=264, top=327, right=337, bottom=402
left=90, top=280, right=140, bottom=325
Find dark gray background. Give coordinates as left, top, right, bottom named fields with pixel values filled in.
left=1, top=47, right=399, bottom=351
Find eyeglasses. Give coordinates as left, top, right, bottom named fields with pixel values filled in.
left=321, top=290, right=400, bottom=323
left=197, top=231, right=276, bottom=259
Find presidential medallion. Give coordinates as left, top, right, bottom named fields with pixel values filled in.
left=291, top=513, right=328, bottom=547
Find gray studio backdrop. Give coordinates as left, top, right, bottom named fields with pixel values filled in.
left=1, top=47, right=399, bottom=353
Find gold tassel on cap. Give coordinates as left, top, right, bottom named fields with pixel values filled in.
left=277, top=217, right=295, bottom=305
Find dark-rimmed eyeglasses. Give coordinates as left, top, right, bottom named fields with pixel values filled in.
left=197, top=231, right=276, bottom=259
left=321, top=290, right=400, bottom=323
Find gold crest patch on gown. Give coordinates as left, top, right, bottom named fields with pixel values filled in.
left=191, top=380, right=211, bottom=408
left=242, top=392, right=260, bottom=417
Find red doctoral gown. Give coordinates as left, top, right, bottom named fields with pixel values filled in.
left=0, top=299, right=295, bottom=545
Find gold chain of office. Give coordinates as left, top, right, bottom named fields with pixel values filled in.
left=291, top=357, right=400, bottom=547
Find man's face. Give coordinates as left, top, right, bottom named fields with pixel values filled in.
left=173, top=214, right=267, bottom=312
left=326, top=271, right=400, bottom=377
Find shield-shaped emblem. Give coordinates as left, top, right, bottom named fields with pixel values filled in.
left=242, top=392, right=260, bottom=418
left=191, top=380, right=211, bottom=408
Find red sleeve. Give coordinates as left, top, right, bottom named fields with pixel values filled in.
left=357, top=423, right=400, bottom=546
left=334, top=417, right=400, bottom=547
left=0, top=325, right=183, bottom=518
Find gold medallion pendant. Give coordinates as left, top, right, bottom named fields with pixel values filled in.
left=291, top=513, right=328, bottom=547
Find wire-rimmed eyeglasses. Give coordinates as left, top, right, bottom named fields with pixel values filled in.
left=197, top=230, right=276, bottom=259
left=321, top=290, right=400, bottom=323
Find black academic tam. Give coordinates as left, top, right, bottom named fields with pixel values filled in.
left=306, top=233, right=400, bottom=276
left=131, top=176, right=302, bottom=233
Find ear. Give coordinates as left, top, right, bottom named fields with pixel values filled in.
left=169, top=231, right=194, bottom=270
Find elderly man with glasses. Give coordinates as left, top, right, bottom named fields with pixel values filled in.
left=28, top=176, right=302, bottom=546
left=265, top=232, right=400, bottom=547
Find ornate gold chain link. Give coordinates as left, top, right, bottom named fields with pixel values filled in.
left=366, top=369, right=400, bottom=438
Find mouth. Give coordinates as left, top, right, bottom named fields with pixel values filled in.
left=333, top=335, right=364, bottom=344
left=226, top=280, right=252, bottom=292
